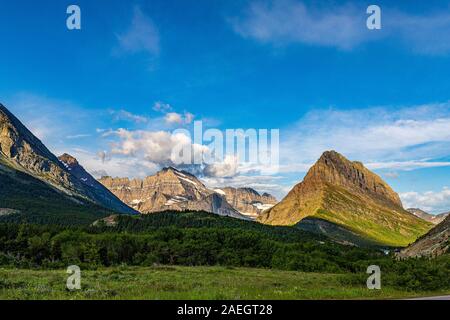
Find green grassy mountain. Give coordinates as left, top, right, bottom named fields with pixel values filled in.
left=258, top=151, right=432, bottom=247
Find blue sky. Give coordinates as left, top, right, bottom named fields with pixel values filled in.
left=1, top=0, right=450, bottom=213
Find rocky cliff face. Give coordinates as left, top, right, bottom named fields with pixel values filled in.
left=1, top=104, right=76, bottom=193
left=398, top=214, right=450, bottom=258
left=214, top=187, right=277, bottom=218
left=258, top=151, right=432, bottom=246
left=0, top=103, right=136, bottom=215
left=407, top=208, right=449, bottom=225
left=99, top=167, right=249, bottom=219
left=303, top=151, right=403, bottom=209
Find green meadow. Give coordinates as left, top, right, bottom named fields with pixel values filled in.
left=1, top=266, right=449, bottom=300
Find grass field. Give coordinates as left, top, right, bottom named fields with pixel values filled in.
left=1, top=266, right=448, bottom=300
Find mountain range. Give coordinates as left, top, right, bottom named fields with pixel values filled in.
left=0, top=103, right=445, bottom=249
left=98, top=170, right=277, bottom=220
left=406, top=208, right=449, bottom=225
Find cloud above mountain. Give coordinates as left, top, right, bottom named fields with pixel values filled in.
left=400, top=187, right=450, bottom=214
left=281, top=102, right=450, bottom=173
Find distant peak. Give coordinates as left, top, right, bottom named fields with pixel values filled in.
left=58, top=153, right=79, bottom=166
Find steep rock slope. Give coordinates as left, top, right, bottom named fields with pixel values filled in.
left=398, top=214, right=450, bottom=258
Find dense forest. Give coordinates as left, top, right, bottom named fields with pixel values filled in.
left=0, top=211, right=449, bottom=291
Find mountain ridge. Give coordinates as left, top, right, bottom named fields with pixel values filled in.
left=99, top=167, right=248, bottom=219
left=0, top=103, right=137, bottom=220
left=98, top=168, right=278, bottom=220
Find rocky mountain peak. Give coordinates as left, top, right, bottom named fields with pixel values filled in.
left=58, top=153, right=79, bottom=166
left=258, top=150, right=431, bottom=246
left=1, top=104, right=57, bottom=161
left=305, top=150, right=403, bottom=209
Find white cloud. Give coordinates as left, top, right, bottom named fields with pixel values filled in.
left=116, top=6, right=160, bottom=57
left=281, top=103, right=450, bottom=173
left=203, top=155, right=239, bottom=178
left=96, top=150, right=111, bottom=163
left=366, top=160, right=450, bottom=171
left=202, top=174, right=287, bottom=200
left=111, top=109, right=149, bottom=124
left=231, top=0, right=450, bottom=55
left=184, top=112, right=195, bottom=124
left=106, top=128, right=207, bottom=167
left=71, top=149, right=161, bottom=179
left=164, top=112, right=195, bottom=125
left=153, top=101, right=172, bottom=113
left=164, top=112, right=183, bottom=124
left=383, top=172, right=399, bottom=179
left=230, top=0, right=373, bottom=50
left=400, top=187, right=450, bottom=214
left=66, top=134, right=92, bottom=139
